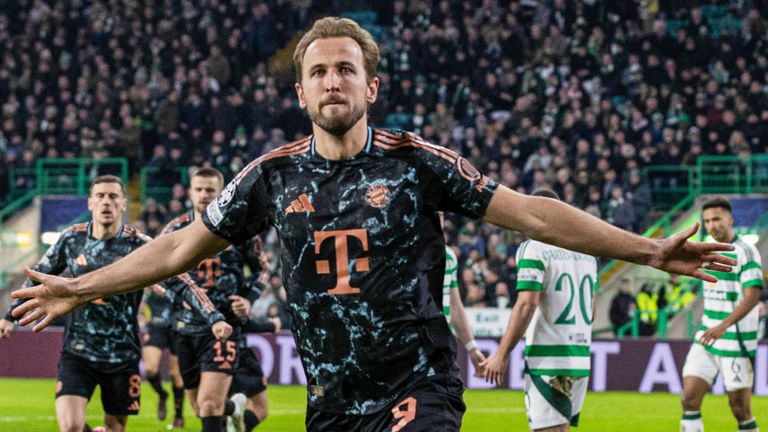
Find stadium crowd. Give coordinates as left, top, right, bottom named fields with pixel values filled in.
left=1, top=0, right=767, bottom=313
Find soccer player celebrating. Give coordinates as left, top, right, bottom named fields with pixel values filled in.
left=160, top=167, right=269, bottom=432
left=2, top=175, right=230, bottom=432
left=141, top=285, right=186, bottom=429
left=680, top=197, right=762, bottom=432
left=481, top=189, right=597, bottom=431
left=13, top=18, right=735, bottom=432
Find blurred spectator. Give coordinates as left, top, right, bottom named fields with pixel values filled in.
left=636, top=283, right=659, bottom=337
left=610, top=278, right=636, bottom=336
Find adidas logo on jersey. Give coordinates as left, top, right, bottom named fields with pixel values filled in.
left=285, top=193, right=315, bottom=213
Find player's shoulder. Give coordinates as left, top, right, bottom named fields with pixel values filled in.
left=371, top=128, right=459, bottom=159
left=445, top=245, right=458, bottom=262
left=59, top=222, right=89, bottom=240
left=517, top=239, right=546, bottom=257
left=734, top=237, right=760, bottom=261
left=160, top=213, right=192, bottom=235
left=233, top=136, right=312, bottom=181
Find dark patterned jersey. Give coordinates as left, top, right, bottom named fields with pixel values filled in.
left=201, top=128, right=498, bottom=414
left=161, top=211, right=262, bottom=335
left=143, top=287, right=175, bottom=327
left=5, top=223, right=224, bottom=365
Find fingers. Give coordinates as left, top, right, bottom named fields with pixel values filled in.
left=679, top=222, right=699, bottom=241
left=704, top=262, right=731, bottom=273
left=12, top=298, right=39, bottom=319
left=703, top=252, right=736, bottom=267
left=11, top=286, right=38, bottom=300
left=699, top=242, right=736, bottom=254
left=691, top=270, right=718, bottom=283
left=32, top=314, right=57, bottom=333
left=18, top=307, right=45, bottom=327
left=24, top=267, right=46, bottom=282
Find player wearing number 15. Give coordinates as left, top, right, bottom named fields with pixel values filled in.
left=0, top=176, right=230, bottom=432
left=481, top=189, right=598, bottom=432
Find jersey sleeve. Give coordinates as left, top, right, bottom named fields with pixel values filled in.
left=202, top=165, right=271, bottom=245
left=408, top=132, right=498, bottom=219
left=740, top=245, right=763, bottom=289
left=516, top=241, right=546, bottom=292
left=445, top=247, right=459, bottom=290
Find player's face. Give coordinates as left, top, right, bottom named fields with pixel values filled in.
left=702, top=207, right=734, bottom=243
left=295, top=37, right=379, bottom=137
left=189, top=175, right=223, bottom=214
left=88, top=182, right=127, bottom=225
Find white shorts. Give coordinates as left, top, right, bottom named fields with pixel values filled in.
left=524, top=374, right=588, bottom=430
left=682, top=343, right=754, bottom=391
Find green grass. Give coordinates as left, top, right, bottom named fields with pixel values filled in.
left=0, top=378, right=764, bottom=431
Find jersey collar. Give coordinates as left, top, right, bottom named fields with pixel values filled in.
left=310, top=127, right=373, bottom=158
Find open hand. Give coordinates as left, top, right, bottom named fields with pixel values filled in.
left=648, top=223, right=735, bottom=282
left=699, top=324, right=726, bottom=346
left=479, top=352, right=509, bottom=386
left=11, top=268, right=84, bottom=332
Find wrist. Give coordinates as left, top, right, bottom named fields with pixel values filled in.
left=465, top=339, right=478, bottom=352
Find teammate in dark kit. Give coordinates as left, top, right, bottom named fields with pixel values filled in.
left=160, top=167, right=271, bottom=432
left=141, top=285, right=186, bottom=429
left=2, top=175, right=231, bottom=432
left=14, top=18, right=735, bottom=432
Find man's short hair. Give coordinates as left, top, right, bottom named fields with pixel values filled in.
left=293, top=17, right=379, bottom=83
left=90, top=175, right=125, bottom=195
left=531, top=188, right=561, bottom=201
left=702, top=196, right=732, bottom=213
left=192, top=167, right=224, bottom=185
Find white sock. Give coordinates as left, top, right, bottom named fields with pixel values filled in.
left=738, top=417, right=758, bottom=432
left=681, top=411, right=703, bottom=432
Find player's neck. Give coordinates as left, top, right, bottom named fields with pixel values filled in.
left=92, top=221, right=121, bottom=240
left=313, top=117, right=368, bottom=160
left=194, top=209, right=203, bottom=220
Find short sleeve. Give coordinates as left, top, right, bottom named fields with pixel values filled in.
left=516, top=241, right=546, bottom=292
left=202, top=164, right=271, bottom=245
left=740, top=246, right=763, bottom=290
left=408, top=132, right=498, bottom=219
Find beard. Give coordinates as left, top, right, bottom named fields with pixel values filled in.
left=309, top=98, right=367, bottom=137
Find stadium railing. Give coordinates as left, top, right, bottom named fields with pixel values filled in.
left=1, top=158, right=128, bottom=230
left=140, top=166, right=189, bottom=204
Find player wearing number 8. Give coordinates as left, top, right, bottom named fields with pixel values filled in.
left=480, top=189, right=598, bottom=431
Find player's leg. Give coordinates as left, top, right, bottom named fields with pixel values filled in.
left=102, top=414, right=128, bottom=432
left=55, top=396, right=89, bottom=432
left=142, top=341, right=169, bottom=419
left=99, top=365, right=141, bottom=432
left=198, top=371, right=234, bottom=432
left=721, top=356, right=757, bottom=431
left=228, top=347, right=268, bottom=431
left=168, top=353, right=186, bottom=428
left=727, top=389, right=757, bottom=431
left=175, top=333, right=202, bottom=417
left=524, top=374, right=573, bottom=432
left=680, top=344, right=718, bottom=432
left=55, top=352, right=97, bottom=432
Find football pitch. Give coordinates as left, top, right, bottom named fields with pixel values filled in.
left=1, top=378, right=765, bottom=431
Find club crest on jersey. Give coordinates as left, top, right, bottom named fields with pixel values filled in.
left=365, top=185, right=390, bottom=208
left=217, top=182, right=236, bottom=208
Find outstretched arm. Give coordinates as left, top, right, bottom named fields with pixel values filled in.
left=480, top=290, right=539, bottom=386
left=484, top=186, right=734, bottom=280
left=12, top=219, right=230, bottom=331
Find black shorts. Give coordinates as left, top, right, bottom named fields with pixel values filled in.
left=229, top=346, right=266, bottom=397
left=305, top=373, right=465, bottom=432
left=175, top=331, right=240, bottom=390
left=56, top=351, right=141, bottom=416
left=142, top=324, right=176, bottom=354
